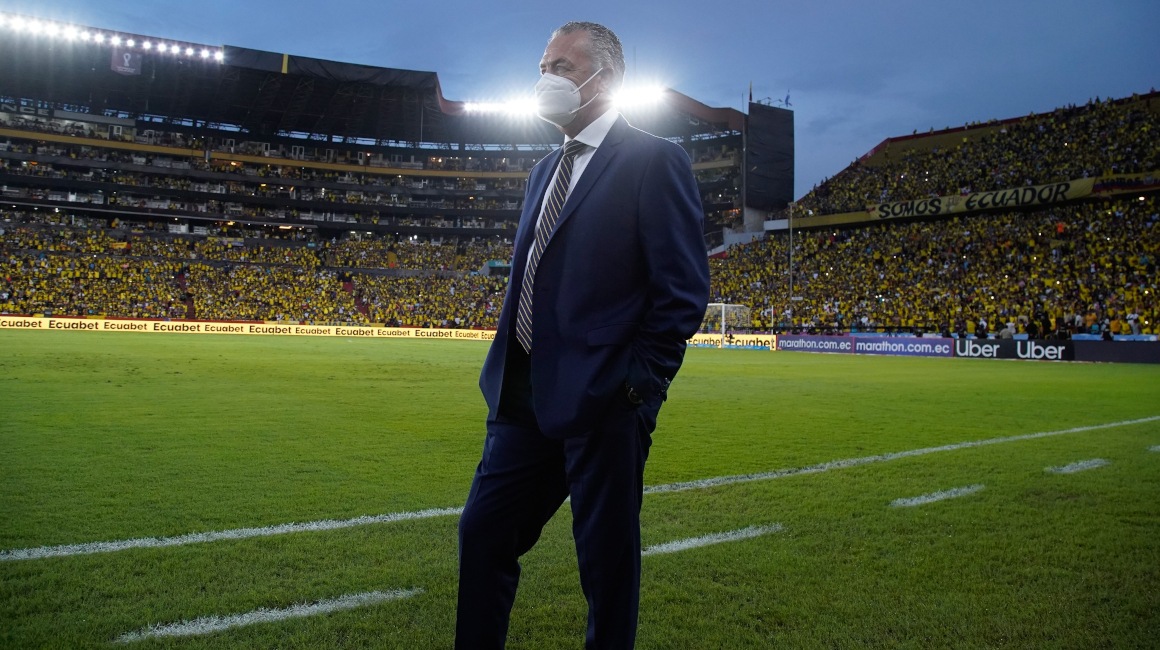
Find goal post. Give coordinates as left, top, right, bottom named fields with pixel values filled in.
left=702, top=303, right=751, bottom=347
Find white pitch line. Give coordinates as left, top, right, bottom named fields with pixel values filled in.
left=115, top=588, right=421, bottom=643
left=0, top=507, right=463, bottom=562
left=890, top=484, right=985, bottom=507
left=1149, top=445, right=1160, bottom=452
left=641, top=524, right=783, bottom=556
left=3, top=415, right=1157, bottom=562
left=643, top=416, right=1159, bottom=495
left=1046, top=458, right=1109, bottom=474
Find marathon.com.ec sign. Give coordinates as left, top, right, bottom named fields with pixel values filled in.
left=869, top=178, right=1095, bottom=220
left=0, top=316, right=496, bottom=341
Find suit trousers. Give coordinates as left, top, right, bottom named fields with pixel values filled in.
left=455, top=400, right=657, bottom=650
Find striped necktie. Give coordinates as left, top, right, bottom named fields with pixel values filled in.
left=515, top=139, right=588, bottom=353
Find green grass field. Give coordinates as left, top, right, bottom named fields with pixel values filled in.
left=1, top=331, right=1159, bottom=649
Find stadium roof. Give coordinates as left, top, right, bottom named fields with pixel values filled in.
left=0, top=11, right=744, bottom=149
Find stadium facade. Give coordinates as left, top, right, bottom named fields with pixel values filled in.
left=0, top=11, right=795, bottom=248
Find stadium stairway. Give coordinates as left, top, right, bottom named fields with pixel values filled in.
left=342, top=281, right=370, bottom=318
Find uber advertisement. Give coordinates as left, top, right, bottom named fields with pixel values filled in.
left=953, top=338, right=1074, bottom=361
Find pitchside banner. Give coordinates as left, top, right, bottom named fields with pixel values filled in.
left=776, top=335, right=854, bottom=353
left=777, top=335, right=953, bottom=357
left=853, top=338, right=953, bottom=357
left=953, top=338, right=1074, bottom=361
left=869, top=178, right=1095, bottom=221
left=0, top=316, right=496, bottom=341
left=687, top=333, right=775, bottom=349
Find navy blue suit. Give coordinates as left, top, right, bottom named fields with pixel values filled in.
left=456, top=115, right=710, bottom=650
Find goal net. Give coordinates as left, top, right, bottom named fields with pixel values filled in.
left=701, top=303, right=751, bottom=335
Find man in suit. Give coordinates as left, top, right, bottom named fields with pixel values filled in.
left=455, top=21, right=710, bottom=650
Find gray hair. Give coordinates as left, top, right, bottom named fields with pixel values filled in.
left=550, top=21, right=625, bottom=90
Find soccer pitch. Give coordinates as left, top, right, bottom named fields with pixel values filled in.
left=1, top=332, right=1158, bottom=649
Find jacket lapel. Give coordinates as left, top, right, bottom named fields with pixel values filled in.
left=541, top=115, right=628, bottom=251
left=513, top=147, right=563, bottom=270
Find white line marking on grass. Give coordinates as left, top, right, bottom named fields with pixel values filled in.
left=0, top=507, right=463, bottom=562
left=115, top=588, right=421, bottom=643
left=890, top=484, right=984, bottom=507
left=641, top=524, right=783, bottom=557
left=1045, top=458, right=1109, bottom=474
left=1149, top=445, right=1160, bottom=452
left=643, top=416, right=1159, bottom=495
left=4, top=416, right=1157, bottom=562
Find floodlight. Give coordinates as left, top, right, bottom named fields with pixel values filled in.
left=64, top=26, right=79, bottom=40
left=157, top=43, right=167, bottom=53
left=142, top=41, right=152, bottom=50
left=45, top=24, right=60, bottom=37
left=111, top=36, right=122, bottom=45
left=27, top=20, right=42, bottom=34
left=613, top=86, right=666, bottom=109
left=185, top=47, right=194, bottom=55
left=80, top=31, right=92, bottom=41
left=214, top=51, right=224, bottom=61
left=94, top=33, right=105, bottom=43
left=200, top=49, right=210, bottom=58
left=10, top=17, right=24, bottom=31
left=126, top=39, right=135, bottom=47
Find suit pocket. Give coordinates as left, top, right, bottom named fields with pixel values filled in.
left=586, top=323, right=638, bottom=346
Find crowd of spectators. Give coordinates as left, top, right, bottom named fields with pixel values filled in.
left=710, top=198, right=1158, bottom=336
left=1, top=253, right=185, bottom=318
left=355, top=275, right=506, bottom=329
left=186, top=264, right=363, bottom=323
left=797, top=94, right=1160, bottom=216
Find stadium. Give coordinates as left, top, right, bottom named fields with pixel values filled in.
left=1, top=8, right=1158, bottom=650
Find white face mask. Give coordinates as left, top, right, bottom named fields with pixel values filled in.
left=535, top=67, right=604, bottom=127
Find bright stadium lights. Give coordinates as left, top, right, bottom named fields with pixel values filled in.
left=214, top=51, right=224, bottom=61
left=64, top=26, right=79, bottom=40
left=156, top=43, right=168, bottom=53
left=200, top=49, right=210, bottom=58
left=125, top=38, right=135, bottom=47
left=110, top=36, right=121, bottom=45
left=94, top=33, right=105, bottom=43
left=142, top=41, right=152, bottom=49
left=613, top=85, right=667, bottom=109
left=463, top=98, right=537, bottom=116
left=185, top=47, right=194, bottom=56
left=44, top=24, right=60, bottom=37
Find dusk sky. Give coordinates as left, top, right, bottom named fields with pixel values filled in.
left=5, top=0, right=1158, bottom=199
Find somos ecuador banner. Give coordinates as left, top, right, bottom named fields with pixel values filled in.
left=869, top=178, right=1095, bottom=221
left=0, top=316, right=496, bottom=341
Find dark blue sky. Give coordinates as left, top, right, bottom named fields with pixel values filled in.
left=4, top=0, right=1158, bottom=198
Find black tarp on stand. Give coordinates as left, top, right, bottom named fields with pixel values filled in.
left=745, top=103, right=794, bottom=212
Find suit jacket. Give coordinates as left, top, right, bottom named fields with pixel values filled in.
left=480, top=115, right=711, bottom=438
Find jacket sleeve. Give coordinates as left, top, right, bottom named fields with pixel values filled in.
left=627, top=141, right=711, bottom=398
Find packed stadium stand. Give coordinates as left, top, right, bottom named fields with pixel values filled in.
left=0, top=12, right=1156, bottom=341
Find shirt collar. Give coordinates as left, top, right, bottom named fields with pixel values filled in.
left=564, top=107, right=619, bottom=151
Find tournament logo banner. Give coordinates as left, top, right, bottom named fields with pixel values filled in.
left=111, top=48, right=143, bottom=76
left=869, top=178, right=1095, bottom=221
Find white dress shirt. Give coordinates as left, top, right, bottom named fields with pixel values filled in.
left=527, top=107, right=620, bottom=265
